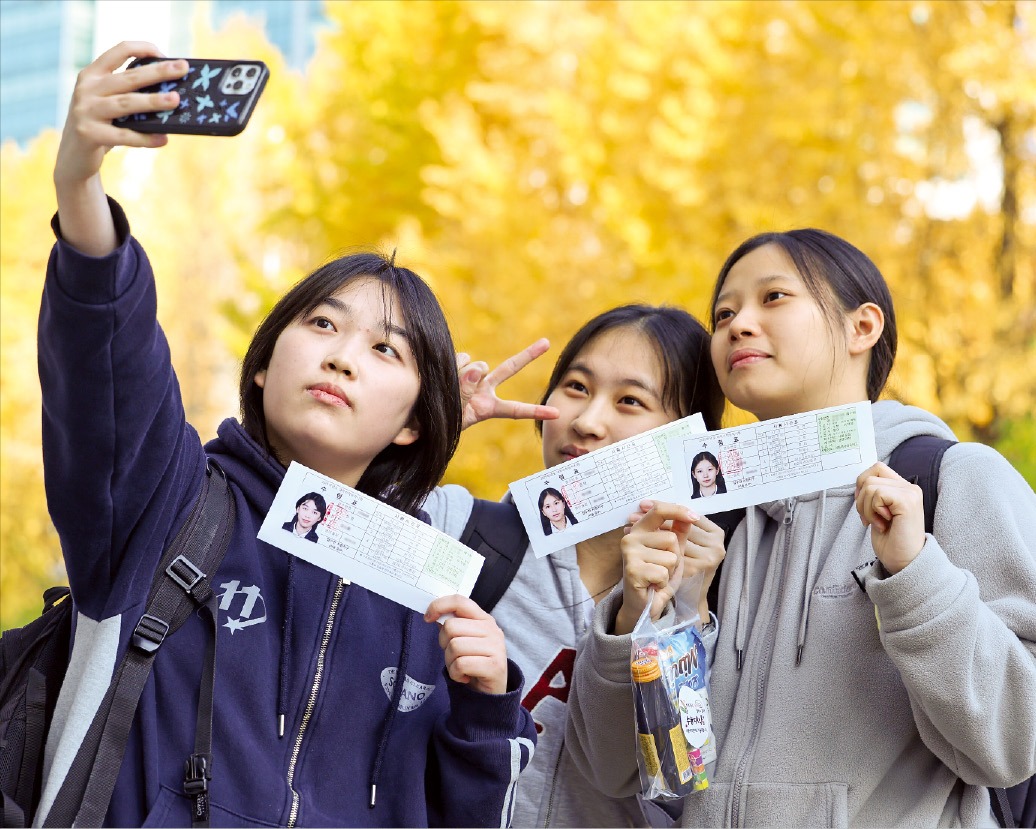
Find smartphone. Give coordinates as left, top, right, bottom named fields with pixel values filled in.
left=116, top=57, right=269, bottom=136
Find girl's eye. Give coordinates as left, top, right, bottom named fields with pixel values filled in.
left=714, top=308, right=735, bottom=325
left=618, top=395, right=645, bottom=408
left=374, top=342, right=400, bottom=359
left=764, top=290, right=789, bottom=303
left=564, top=380, right=589, bottom=395
left=311, top=316, right=336, bottom=331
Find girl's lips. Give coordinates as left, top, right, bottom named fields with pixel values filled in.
left=308, top=384, right=351, bottom=407
left=728, top=349, right=770, bottom=370
left=560, top=445, right=589, bottom=461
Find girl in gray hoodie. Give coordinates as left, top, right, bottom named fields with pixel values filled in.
left=426, top=304, right=728, bottom=826
left=565, top=229, right=1036, bottom=827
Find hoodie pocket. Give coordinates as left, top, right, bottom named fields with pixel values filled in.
left=680, top=781, right=850, bottom=828
left=142, top=784, right=281, bottom=828
left=741, top=781, right=850, bottom=828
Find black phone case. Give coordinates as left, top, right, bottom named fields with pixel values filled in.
left=118, top=57, right=269, bottom=136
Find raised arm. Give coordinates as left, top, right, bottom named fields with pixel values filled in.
left=41, top=43, right=205, bottom=619
left=53, top=41, right=185, bottom=255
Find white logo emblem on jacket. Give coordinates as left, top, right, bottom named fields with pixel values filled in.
left=381, top=667, right=436, bottom=712
left=218, top=580, right=268, bottom=633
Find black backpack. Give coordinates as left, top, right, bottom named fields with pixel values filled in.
left=0, top=462, right=234, bottom=828
left=0, top=588, right=72, bottom=827
left=464, top=499, right=528, bottom=613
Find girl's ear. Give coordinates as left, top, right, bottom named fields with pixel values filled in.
left=391, top=417, right=420, bottom=447
left=847, top=302, right=884, bottom=355
left=253, top=369, right=267, bottom=389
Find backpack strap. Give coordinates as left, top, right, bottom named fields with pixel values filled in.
left=886, top=434, right=955, bottom=535
left=44, top=460, right=235, bottom=829
left=702, top=508, right=746, bottom=620
left=991, top=787, right=1018, bottom=829
left=462, top=499, right=528, bottom=614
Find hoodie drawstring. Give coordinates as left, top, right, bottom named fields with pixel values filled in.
left=369, top=612, right=413, bottom=808
left=796, top=490, right=827, bottom=664
left=277, top=554, right=298, bottom=737
left=734, top=508, right=755, bottom=670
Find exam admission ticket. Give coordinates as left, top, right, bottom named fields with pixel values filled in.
left=668, top=401, right=877, bottom=514
left=258, top=462, right=485, bottom=615
left=508, top=413, right=708, bottom=558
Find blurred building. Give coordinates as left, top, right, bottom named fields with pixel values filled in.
left=0, top=0, right=97, bottom=146
left=0, top=0, right=328, bottom=146
left=211, top=0, right=326, bottom=70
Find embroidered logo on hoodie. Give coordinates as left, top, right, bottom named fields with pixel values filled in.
left=218, top=580, right=268, bottom=633
left=812, top=582, right=856, bottom=599
left=381, top=667, right=436, bottom=712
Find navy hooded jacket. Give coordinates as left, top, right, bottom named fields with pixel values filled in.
left=34, top=200, right=535, bottom=827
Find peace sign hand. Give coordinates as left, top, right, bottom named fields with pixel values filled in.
left=458, top=339, right=559, bottom=430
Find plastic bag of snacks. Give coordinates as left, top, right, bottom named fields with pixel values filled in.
left=630, top=574, right=716, bottom=800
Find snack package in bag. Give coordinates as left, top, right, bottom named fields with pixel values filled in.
left=630, top=574, right=716, bottom=800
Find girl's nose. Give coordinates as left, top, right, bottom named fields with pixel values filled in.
left=324, top=341, right=358, bottom=376
left=571, top=400, right=608, bottom=439
left=727, top=308, right=759, bottom=340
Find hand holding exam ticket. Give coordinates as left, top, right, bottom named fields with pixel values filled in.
left=508, top=413, right=709, bottom=558
left=258, top=462, right=485, bottom=615
left=509, top=402, right=877, bottom=558
left=667, top=401, right=877, bottom=514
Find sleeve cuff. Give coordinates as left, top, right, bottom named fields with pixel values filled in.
left=50, top=197, right=139, bottom=304
left=443, top=659, right=525, bottom=741
left=855, top=537, right=970, bottom=633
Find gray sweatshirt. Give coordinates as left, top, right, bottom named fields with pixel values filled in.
left=424, top=486, right=649, bottom=827
left=565, top=401, right=1036, bottom=827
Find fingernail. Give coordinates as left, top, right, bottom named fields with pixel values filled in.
left=464, top=369, right=481, bottom=383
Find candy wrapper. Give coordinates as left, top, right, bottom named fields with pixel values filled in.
left=630, top=574, right=716, bottom=801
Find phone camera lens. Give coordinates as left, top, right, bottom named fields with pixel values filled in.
left=232, top=80, right=243, bottom=91
left=231, top=67, right=242, bottom=77
left=247, top=67, right=257, bottom=77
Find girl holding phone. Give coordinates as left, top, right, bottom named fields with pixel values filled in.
left=34, top=42, right=534, bottom=828
left=566, top=229, right=1036, bottom=827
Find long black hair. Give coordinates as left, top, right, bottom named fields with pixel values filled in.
left=709, top=230, right=897, bottom=402
left=536, top=304, right=724, bottom=432
left=240, top=253, right=461, bottom=517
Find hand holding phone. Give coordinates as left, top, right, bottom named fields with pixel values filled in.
left=116, top=57, right=269, bottom=136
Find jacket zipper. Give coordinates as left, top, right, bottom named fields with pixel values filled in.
left=542, top=736, right=566, bottom=826
left=730, top=499, right=795, bottom=827
left=286, top=578, right=345, bottom=828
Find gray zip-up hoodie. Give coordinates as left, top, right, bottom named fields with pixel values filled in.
left=425, top=486, right=650, bottom=827
left=565, top=401, right=1036, bottom=827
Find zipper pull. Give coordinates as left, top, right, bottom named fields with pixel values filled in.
left=783, top=498, right=795, bottom=525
